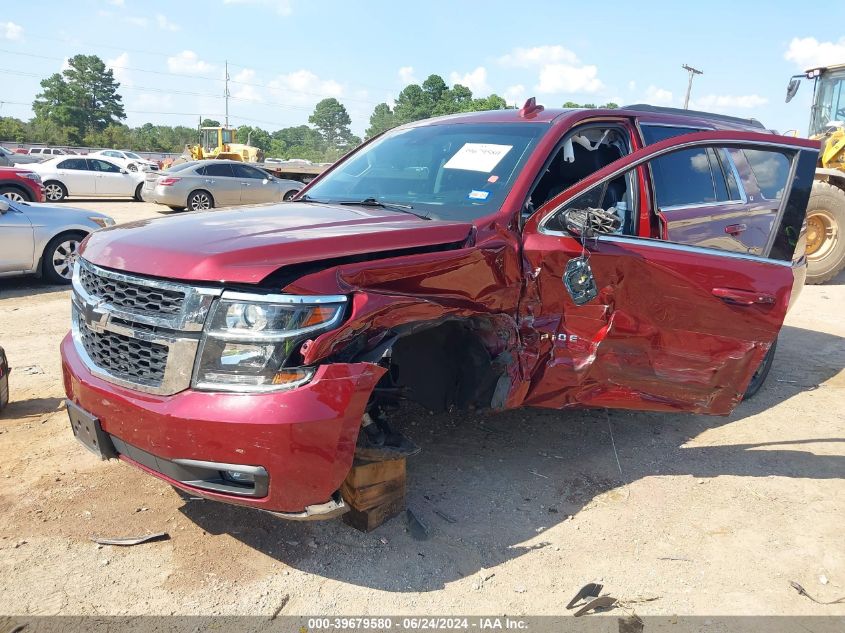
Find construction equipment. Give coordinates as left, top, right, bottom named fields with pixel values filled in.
left=188, top=126, right=265, bottom=163
left=786, top=64, right=845, bottom=283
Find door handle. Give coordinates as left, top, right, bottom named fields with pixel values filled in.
left=724, top=223, right=747, bottom=235
left=712, top=287, right=776, bottom=306
left=205, top=179, right=215, bottom=184
left=240, top=182, right=250, bottom=186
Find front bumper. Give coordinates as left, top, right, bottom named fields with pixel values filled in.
left=61, top=333, right=384, bottom=515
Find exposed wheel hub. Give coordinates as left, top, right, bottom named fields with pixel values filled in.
left=805, top=210, right=837, bottom=259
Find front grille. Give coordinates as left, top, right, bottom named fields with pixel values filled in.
left=77, top=314, right=168, bottom=387
left=79, top=264, right=185, bottom=317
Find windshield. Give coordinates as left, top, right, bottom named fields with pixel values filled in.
left=305, top=122, right=547, bottom=221
left=810, top=69, right=845, bottom=136
left=125, top=152, right=142, bottom=160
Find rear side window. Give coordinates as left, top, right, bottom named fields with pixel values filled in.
left=729, top=149, right=791, bottom=201
left=203, top=163, right=235, bottom=177
left=232, top=164, right=267, bottom=179
left=57, top=158, right=88, bottom=170
left=90, top=159, right=120, bottom=173
left=650, top=147, right=726, bottom=207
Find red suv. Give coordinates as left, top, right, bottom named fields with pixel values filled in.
left=61, top=102, right=819, bottom=519
left=0, top=167, right=44, bottom=202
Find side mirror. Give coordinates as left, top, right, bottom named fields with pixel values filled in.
left=0, top=197, right=10, bottom=213
left=562, top=206, right=621, bottom=238
left=120, top=169, right=129, bottom=175
left=786, top=77, right=802, bottom=103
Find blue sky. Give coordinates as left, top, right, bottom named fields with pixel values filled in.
left=2, top=0, right=845, bottom=137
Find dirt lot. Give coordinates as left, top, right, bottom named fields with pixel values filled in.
left=0, top=198, right=843, bottom=617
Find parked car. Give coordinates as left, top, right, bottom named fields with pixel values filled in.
left=0, top=344, right=9, bottom=414
left=0, top=166, right=44, bottom=202
left=27, top=156, right=146, bottom=202
left=28, top=147, right=70, bottom=157
left=0, top=146, right=47, bottom=166
left=61, top=102, right=818, bottom=519
left=0, top=195, right=114, bottom=283
left=141, top=159, right=303, bottom=211
left=89, top=149, right=159, bottom=172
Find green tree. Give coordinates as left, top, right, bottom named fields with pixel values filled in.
left=421, top=74, right=448, bottom=105
left=269, top=125, right=326, bottom=161
left=201, top=118, right=221, bottom=127
left=562, top=101, right=581, bottom=108
left=33, top=55, right=125, bottom=143
left=432, top=84, right=474, bottom=116
left=394, top=84, right=434, bottom=124
left=236, top=125, right=271, bottom=151
left=365, top=103, right=396, bottom=139
left=0, top=117, right=28, bottom=143
left=84, top=123, right=132, bottom=149
left=308, top=98, right=355, bottom=150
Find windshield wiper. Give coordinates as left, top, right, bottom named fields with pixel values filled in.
left=337, top=198, right=429, bottom=220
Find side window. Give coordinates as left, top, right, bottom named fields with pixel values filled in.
left=649, top=146, right=731, bottom=208
left=232, top=164, right=267, bottom=179
left=728, top=148, right=790, bottom=201
left=204, top=163, right=235, bottom=178
left=639, top=125, right=701, bottom=144
left=57, top=158, right=87, bottom=170
left=90, top=159, right=120, bottom=173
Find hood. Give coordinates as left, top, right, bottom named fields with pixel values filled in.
left=80, top=202, right=473, bottom=284
left=17, top=201, right=113, bottom=224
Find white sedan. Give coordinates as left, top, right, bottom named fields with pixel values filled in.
left=89, top=149, right=159, bottom=172
left=28, top=156, right=146, bottom=202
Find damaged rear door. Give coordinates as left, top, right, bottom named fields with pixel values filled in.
left=518, top=130, right=819, bottom=414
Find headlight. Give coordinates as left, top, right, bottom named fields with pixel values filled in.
left=22, top=172, right=42, bottom=183
left=192, top=291, right=347, bottom=392
left=88, top=216, right=115, bottom=228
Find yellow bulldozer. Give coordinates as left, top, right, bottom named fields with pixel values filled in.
left=187, top=126, right=265, bottom=163
left=786, top=64, right=845, bottom=283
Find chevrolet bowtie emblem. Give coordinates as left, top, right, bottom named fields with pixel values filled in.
left=82, top=300, right=109, bottom=332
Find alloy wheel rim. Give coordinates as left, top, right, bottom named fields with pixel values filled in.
left=45, top=184, right=63, bottom=201
left=2, top=191, right=25, bottom=202
left=805, top=210, right=837, bottom=260
left=52, top=239, right=79, bottom=280
left=191, top=193, right=210, bottom=210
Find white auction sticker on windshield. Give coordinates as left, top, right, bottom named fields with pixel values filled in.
left=443, top=143, right=512, bottom=173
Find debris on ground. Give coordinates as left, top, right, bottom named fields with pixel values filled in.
left=91, top=532, right=170, bottom=546
left=566, top=583, right=618, bottom=617
left=269, top=594, right=290, bottom=620
left=405, top=508, right=429, bottom=541
left=789, top=580, right=845, bottom=605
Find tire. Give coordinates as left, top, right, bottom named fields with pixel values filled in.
left=187, top=190, right=214, bottom=211
left=743, top=339, right=777, bottom=400
left=283, top=189, right=299, bottom=201
left=805, top=181, right=845, bottom=284
left=127, top=163, right=138, bottom=172
left=134, top=183, right=144, bottom=202
left=0, top=186, right=31, bottom=202
left=43, top=180, right=67, bottom=202
left=42, top=231, right=86, bottom=284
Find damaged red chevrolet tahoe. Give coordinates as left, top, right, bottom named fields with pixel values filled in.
left=61, top=102, right=819, bottom=518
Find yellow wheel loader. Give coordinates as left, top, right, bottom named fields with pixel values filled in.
left=787, top=64, right=845, bottom=283
left=190, top=126, right=265, bottom=163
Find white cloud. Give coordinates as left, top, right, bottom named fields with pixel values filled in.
left=124, top=16, right=149, bottom=27
left=108, top=0, right=125, bottom=6
left=2, top=21, right=23, bottom=41
left=398, top=66, right=417, bottom=86
left=644, top=85, right=674, bottom=106
left=784, top=37, right=845, bottom=69
left=537, top=63, right=602, bottom=94
left=449, top=66, right=490, bottom=94
left=60, top=58, right=71, bottom=73
left=268, top=69, right=344, bottom=105
left=167, top=50, right=216, bottom=75
left=628, top=80, right=636, bottom=92
left=222, top=0, right=292, bottom=16
left=231, top=68, right=262, bottom=102
left=106, top=52, right=132, bottom=87
left=155, top=13, right=180, bottom=31
left=498, top=45, right=579, bottom=68
left=504, top=84, right=526, bottom=106
left=691, top=94, right=768, bottom=111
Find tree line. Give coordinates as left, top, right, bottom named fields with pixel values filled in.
left=1, top=54, right=619, bottom=161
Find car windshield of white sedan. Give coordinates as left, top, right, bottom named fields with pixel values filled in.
left=305, top=123, right=547, bottom=221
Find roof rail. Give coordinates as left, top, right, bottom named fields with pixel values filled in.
left=623, top=104, right=766, bottom=129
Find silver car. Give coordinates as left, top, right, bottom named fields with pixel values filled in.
left=142, top=159, right=303, bottom=212
left=0, top=195, right=115, bottom=284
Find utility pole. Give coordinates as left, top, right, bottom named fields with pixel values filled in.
left=682, top=64, right=703, bottom=109
left=224, top=60, right=230, bottom=128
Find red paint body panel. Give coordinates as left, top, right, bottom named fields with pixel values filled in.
left=0, top=166, right=44, bottom=202
left=80, top=202, right=472, bottom=283
left=61, top=334, right=384, bottom=512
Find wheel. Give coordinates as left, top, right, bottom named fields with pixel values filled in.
left=134, top=183, right=143, bottom=201
left=43, top=181, right=67, bottom=202
left=283, top=189, right=299, bottom=201
left=743, top=339, right=777, bottom=400
left=42, top=231, right=86, bottom=284
left=127, top=163, right=138, bottom=172
left=187, top=190, right=213, bottom=211
left=0, top=186, right=31, bottom=202
left=805, top=181, right=845, bottom=284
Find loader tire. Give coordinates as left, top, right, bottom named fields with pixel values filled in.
left=805, top=181, right=845, bottom=284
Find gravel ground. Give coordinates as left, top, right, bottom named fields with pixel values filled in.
left=0, top=198, right=843, bottom=617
